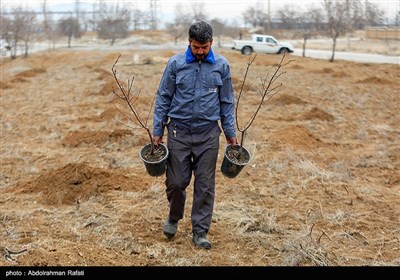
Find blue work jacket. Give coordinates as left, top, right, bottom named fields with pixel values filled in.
left=153, top=46, right=236, bottom=138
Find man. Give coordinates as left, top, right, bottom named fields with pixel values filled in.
left=152, top=21, right=238, bottom=250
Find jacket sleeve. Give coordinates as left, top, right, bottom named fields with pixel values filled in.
left=219, top=62, right=236, bottom=138
left=153, top=59, right=176, bottom=136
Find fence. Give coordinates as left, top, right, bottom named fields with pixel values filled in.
left=365, top=27, right=400, bottom=40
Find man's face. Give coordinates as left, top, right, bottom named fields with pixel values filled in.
left=189, top=39, right=213, bottom=60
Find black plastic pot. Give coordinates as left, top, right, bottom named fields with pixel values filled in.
left=221, top=145, right=251, bottom=178
left=140, top=143, right=169, bottom=177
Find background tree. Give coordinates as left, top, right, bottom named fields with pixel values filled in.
left=210, top=18, right=225, bottom=48
left=166, top=4, right=192, bottom=45
left=298, top=5, right=324, bottom=57
left=242, top=3, right=269, bottom=32
left=131, top=7, right=145, bottom=30
left=42, top=0, right=53, bottom=49
left=322, top=0, right=348, bottom=62
left=349, top=0, right=366, bottom=30
left=96, top=2, right=130, bottom=46
left=189, top=1, right=209, bottom=22
left=276, top=4, right=298, bottom=30
left=364, top=0, right=385, bottom=27
left=0, top=14, right=12, bottom=56
left=20, top=8, right=37, bottom=57
left=2, top=6, right=37, bottom=59
left=58, top=17, right=81, bottom=48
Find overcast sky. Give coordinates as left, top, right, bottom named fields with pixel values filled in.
left=2, top=0, right=399, bottom=24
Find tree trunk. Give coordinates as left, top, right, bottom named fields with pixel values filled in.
left=24, top=42, right=29, bottom=58
left=330, top=37, right=337, bottom=62
left=302, top=37, right=307, bottom=57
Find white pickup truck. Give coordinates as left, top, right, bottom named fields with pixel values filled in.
left=232, top=34, right=294, bottom=55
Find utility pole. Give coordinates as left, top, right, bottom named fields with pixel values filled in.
left=75, top=0, right=80, bottom=18
left=346, top=0, right=350, bottom=50
left=365, top=0, right=369, bottom=28
left=267, top=0, right=271, bottom=31
left=150, top=0, right=158, bottom=30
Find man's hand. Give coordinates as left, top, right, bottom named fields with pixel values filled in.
left=152, top=135, right=164, bottom=147
left=226, top=137, right=239, bottom=146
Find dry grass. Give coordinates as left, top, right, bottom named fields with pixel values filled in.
left=0, top=33, right=399, bottom=267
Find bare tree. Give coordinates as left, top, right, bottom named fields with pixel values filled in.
left=42, top=0, right=52, bottom=48
left=242, top=3, right=269, bottom=31
left=349, top=0, right=366, bottom=29
left=0, top=14, right=13, bottom=56
left=131, top=8, right=145, bottom=30
left=322, top=0, right=348, bottom=62
left=42, top=8, right=60, bottom=51
left=167, top=4, right=192, bottom=45
left=20, top=9, right=37, bottom=57
left=166, top=22, right=188, bottom=45
left=97, top=2, right=130, bottom=45
left=2, top=6, right=37, bottom=59
left=97, top=18, right=130, bottom=45
left=276, top=4, right=299, bottom=30
left=57, top=17, right=81, bottom=48
left=190, top=1, right=209, bottom=21
left=297, top=5, right=324, bottom=57
left=364, top=0, right=385, bottom=27
left=210, top=18, right=225, bottom=48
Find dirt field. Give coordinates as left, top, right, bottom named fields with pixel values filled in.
left=0, top=33, right=399, bottom=267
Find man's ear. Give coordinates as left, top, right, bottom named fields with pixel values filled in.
left=210, top=39, right=213, bottom=46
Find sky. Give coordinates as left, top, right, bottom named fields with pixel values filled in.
left=2, top=0, right=399, bottom=24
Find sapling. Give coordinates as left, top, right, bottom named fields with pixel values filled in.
left=230, top=54, right=294, bottom=163
left=111, top=55, right=165, bottom=161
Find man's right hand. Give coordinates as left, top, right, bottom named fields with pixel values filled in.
left=226, top=137, right=239, bottom=146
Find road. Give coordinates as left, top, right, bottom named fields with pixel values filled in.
left=292, top=48, right=400, bottom=64
left=3, top=41, right=400, bottom=65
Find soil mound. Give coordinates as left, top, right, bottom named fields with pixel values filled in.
left=10, top=163, right=145, bottom=205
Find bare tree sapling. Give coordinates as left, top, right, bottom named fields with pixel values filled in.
left=111, top=55, right=167, bottom=165
left=225, top=54, right=294, bottom=166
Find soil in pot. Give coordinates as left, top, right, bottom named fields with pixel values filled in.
left=142, top=144, right=167, bottom=162
left=140, top=143, right=169, bottom=177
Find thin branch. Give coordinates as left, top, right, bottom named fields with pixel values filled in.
left=235, top=54, right=257, bottom=130
left=112, top=103, right=140, bottom=127
left=112, top=116, right=138, bottom=131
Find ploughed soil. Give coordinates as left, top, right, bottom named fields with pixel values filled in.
left=0, top=33, right=399, bottom=266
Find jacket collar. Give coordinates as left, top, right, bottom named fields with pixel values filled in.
left=185, top=45, right=216, bottom=64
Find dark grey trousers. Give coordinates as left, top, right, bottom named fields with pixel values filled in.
left=166, top=121, right=221, bottom=234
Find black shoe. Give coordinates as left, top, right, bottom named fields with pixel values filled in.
left=192, top=232, right=212, bottom=249
left=163, top=217, right=178, bottom=239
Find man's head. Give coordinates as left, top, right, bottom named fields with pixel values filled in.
left=188, top=21, right=213, bottom=61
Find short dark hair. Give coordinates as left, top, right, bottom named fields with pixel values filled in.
left=188, top=21, right=213, bottom=43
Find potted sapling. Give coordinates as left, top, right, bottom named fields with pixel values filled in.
left=221, top=54, right=293, bottom=178
left=111, top=55, right=168, bottom=177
